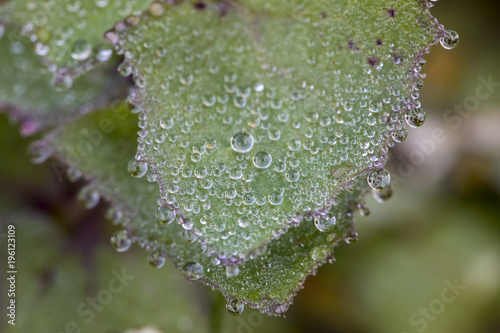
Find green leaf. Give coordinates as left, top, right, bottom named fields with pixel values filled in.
left=108, top=0, right=442, bottom=262
left=0, top=0, right=147, bottom=78
left=0, top=27, right=127, bottom=135
left=42, top=105, right=367, bottom=314
left=1, top=212, right=210, bottom=332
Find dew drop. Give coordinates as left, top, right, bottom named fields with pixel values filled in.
left=372, top=186, right=393, bottom=203
left=148, top=251, right=166, bottom=268
left=314, top=214, right=336, bottom=232
left=29, top=143, right=50, bottom=164
left=285, top=169, right=300, bottom=182
left=238, top=216, right=249, bottom=228
left=391, top=128, right=408, bottom=142
left=310, top=245, right=330, bottom=261
left=160, top=117, right=174, bottom=129
left=253, top=83, right=264, bottom=92
left=127, top=159, right=148, bottom=178
left=111, top=230, right=131, bottom=252
left=229, top=168, right=243, bottom=180
left=67, top=167, right=82, bottom=182
left=104, top=30, right=119, bottom=45
left=148, top=1, right=165, bottom=16
left=367, top=169, right=391, bottom=190
left=275, top=162, right=286, bottom=173
left=439, top=30, right=459, bottom=50
left=288, top=139, right=301, bottom=151
left=195, top=166, right=207, bottom=178
left=96, top=44, right=113, bottom=62
left=226, top=265, right=240, bottom=278
left=185, top=262, right=204, bottom=280
left=182, top=230, right=197, bottom=243
left=405, top=108, right=426, bottom=128
left=226, top=299, right=244, bottom=316
left=179, top=73, right=193, bottom=85
left=268, top=129, right=281, bottom=141
left=118, top=62, right=132, bottom=77
left=71, top=39, right=92, bottom=61
left=231, top=132, right=254, bottom=153
left=105, top=207, right=123, bottom=224
left=233, top=96, right=247, bottom=108
left=78, top=185, right=100, bottom=209
left=53, top=74, right=73, bottom=92
left=202, top=94, right=216, bottom=107
left=253, top=151, right=272, bottom=169
left=268, top=191, right=283, bottom=205
left=156, top=206, right=176, bottom=224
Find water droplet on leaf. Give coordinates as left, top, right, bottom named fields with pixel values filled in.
left=78, top=185, right=100, bottom=209
left=314, top=214, right=336, bottom=232
left=372, top=186, right=393, bottom=203
left=253, top=151, right=272, bottom=169
left=231, top=132, right=254, bottom=153
left=128, top=159, right=148, bottom=178
left=226, top=299, right=244, bottom=316
left=226, top=265, right=240, bottom=278
left=440, top=30, right=459, bottom=49
left=391, top=128, right=408, bottom=142
left=71, top=39, right=92, bottom=61
left=185, top=262, right=204, bottom=280
left=367, top=169, right=391, bottom=190
left=148, top=251, right=166, bottom=268
left=405, top=108, right=426, bottom=128
left=156, top=206, right=176, bottom=224
left=111, top=230, right=131, bottom=252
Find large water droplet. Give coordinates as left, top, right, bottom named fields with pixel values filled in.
left=226, top=299, right=244, bottom=316
left=405, top=108, right=426, bottom=128
left=440, top=30, right=459, bottom=50
left=156, top=206, right=176, bottom=224
left=185, top=262, right=204, bottom=280
left=148, top=251, right=166, bottom=268
left=128, top=159, right=148, bottom=178
left=231, top=132, right=254, bottom=153
left=367, top=169, right=391, bottom=190
left=314, top=214, right=336, bottom=232
left=253, top=151, right=272, bottom=169
left=111, top=230, right=131, bottom=252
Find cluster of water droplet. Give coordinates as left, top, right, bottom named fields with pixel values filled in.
left=1, top=0, right=147, bottom=79
left=105, top=0, right=459, bottom=266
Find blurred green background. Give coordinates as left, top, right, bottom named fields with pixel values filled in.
left=1, top=0, right=499, bottom=332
